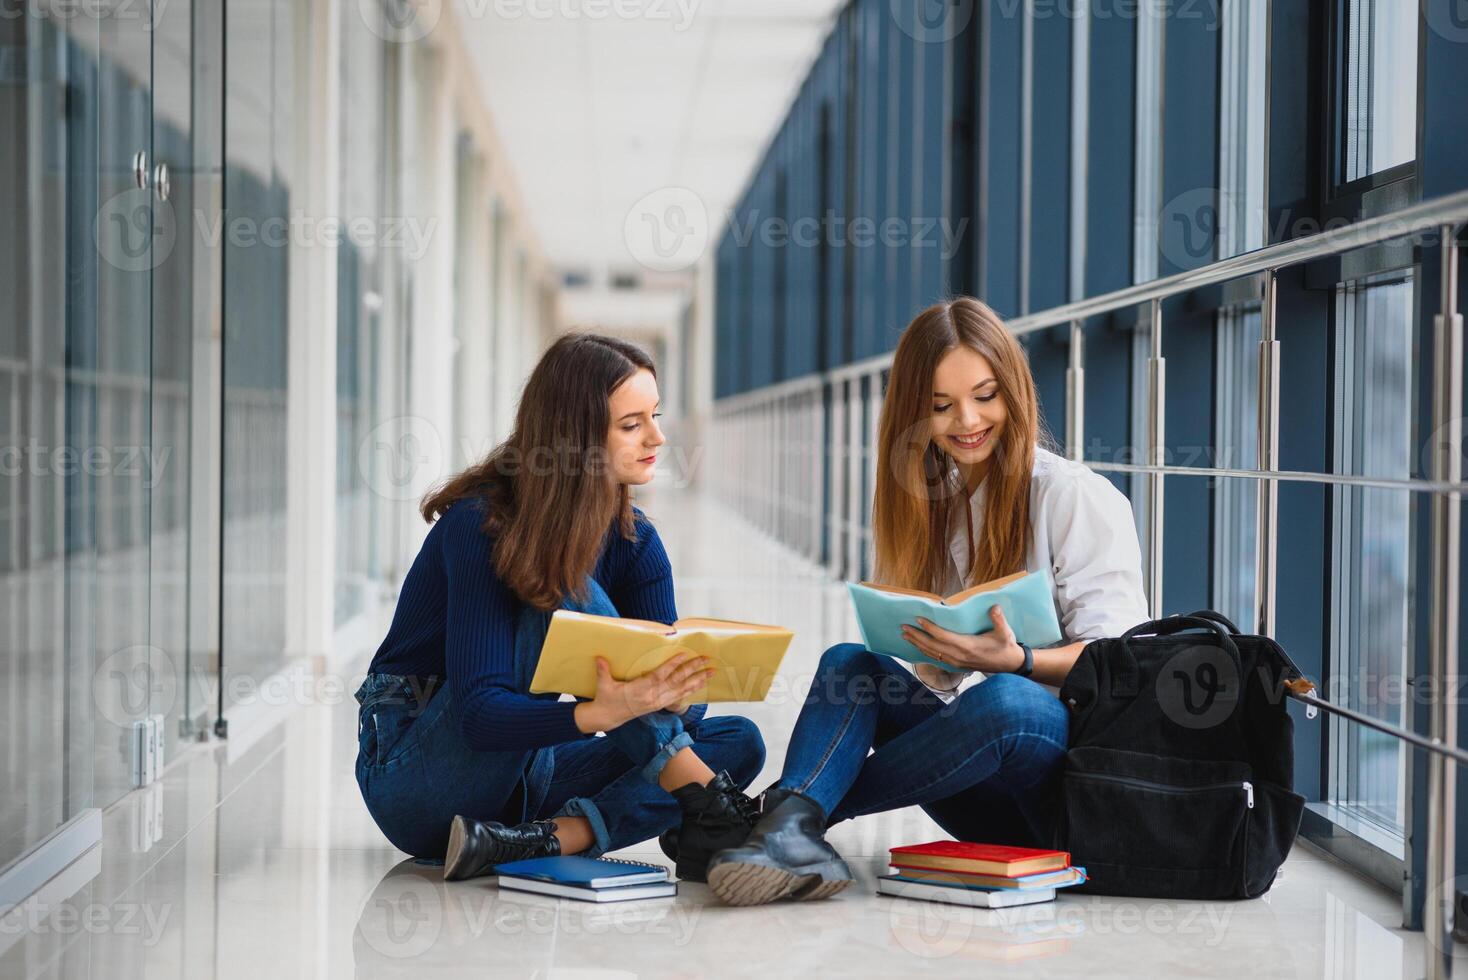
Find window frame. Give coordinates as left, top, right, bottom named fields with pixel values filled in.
left=1325, top=0, right=1421, bottom=200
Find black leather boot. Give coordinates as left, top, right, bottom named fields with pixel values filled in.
left=660, top=770, right=761, bottom=882
left=705, top=787, right=854, bottom=906
left=442, top=816, right=561, bottom=881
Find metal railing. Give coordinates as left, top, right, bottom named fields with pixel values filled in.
left=710, top=187, right=1467, bottom=977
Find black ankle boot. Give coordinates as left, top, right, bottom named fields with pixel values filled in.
left=442, top=816, right=561, bottom=881
left=662, top=771, right=761, bottom=882
left=705, top=787, right=853, bottom=906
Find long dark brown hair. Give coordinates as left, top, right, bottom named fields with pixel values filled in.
left=872, top=298, right=1048, bottom=592
left=420, top=333, right=656, bottom=610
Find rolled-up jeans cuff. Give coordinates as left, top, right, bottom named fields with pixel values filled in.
left=639, top=730, right=695, bottom=785
left=554, top=797, right=612, bottom=859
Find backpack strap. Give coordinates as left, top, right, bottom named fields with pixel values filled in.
left=1180, top=609, right=1313, bottom=684
left=1181, top=609, right=1241, bottom=634
left=1113, top=615, right=1243, bottom=698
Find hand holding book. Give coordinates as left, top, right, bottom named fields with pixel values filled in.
left=901, top=606, right=1026, bottom=674
left=574, top=651, right=716, bottom=733
left=531, top=611, right=794, bottom=709
left=846, top=569, right=1064, bottom=672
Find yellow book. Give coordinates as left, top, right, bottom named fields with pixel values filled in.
left=529, top=611, right=795, bottom=703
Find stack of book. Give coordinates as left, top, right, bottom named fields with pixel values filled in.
left=493, top=856, right=676, bottom=903
left=877, top=841, right=1086, bottom=908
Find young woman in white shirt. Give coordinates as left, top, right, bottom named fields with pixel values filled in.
left=706, top=297, right=1151, bottom=907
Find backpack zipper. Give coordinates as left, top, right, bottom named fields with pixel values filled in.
left=1072, top=769, right=1255, bottom=808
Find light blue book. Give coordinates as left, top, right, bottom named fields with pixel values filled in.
left=847, top=569, right=1064, bottom=671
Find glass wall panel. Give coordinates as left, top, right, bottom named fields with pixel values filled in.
left=1126, top=4, right=1164, bottom=550
left=150, top=0, right=206, bottom=746
left=1341, top=0, right=1417, bottom=183
left=1328, top=273, right=1414, bottom=836
left=1209, top=1, right=1269, bottom=632
left=1131, top=0, right=1163, bottom=286
left=183, top=0, right=226, bottom=734
left=89, top=0, right=159, bottom=815
left=1, top=10, right=93, bottom=868
left=0, top=0, right=213, bottom=862
left=336, top=2, right=389, bottom=628
left=221, top=0, right=301, bottom=693
left=1218, top=0, right=1267, bottom=258
left=1212, top=306, right=1262, bottom=631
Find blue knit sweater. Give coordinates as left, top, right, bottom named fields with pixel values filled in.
left=367, top=498, right=688, bottom=751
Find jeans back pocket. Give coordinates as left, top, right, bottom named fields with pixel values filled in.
left=359, top=702, right=418, bottom=768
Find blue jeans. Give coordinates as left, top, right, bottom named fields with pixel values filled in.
left=773, top=643, right=1070, bottom=847
left=355, top=581, right=766, bottom=860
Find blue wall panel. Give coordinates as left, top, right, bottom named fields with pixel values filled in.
left=1159, top=303, right=1216, bottom=616
left=1024, top=331, right=1068, bottom=449
left=918, top=26, right=947, bottom=307
left=1273, top=268, right=1330, bottom=800
left=1159, top=10, right=1220, bottom=277
left=863, top=0, right=890, bottom=358
left=1082, top=316, right=1133, bottom=497
left=820, top=21, right=850, bottom=370
left=1029, top=12, right=1070, bottom=312
left=794, top=85, right=821, bottom=379
left=1084, top=5, right=1135, bottom=299
left=1078, top=7, right=1137, bottom=498
left=1157, top=8, right=1221, bottom=615
left=981, top=3, right=1023, bottom=317
left=885, top=2, right=910, bottom=339
left=771, top=138, right=788, bottom=383
left=714, top=237, right=733, bottom=399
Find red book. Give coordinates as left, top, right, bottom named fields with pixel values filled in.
left=887, top=841, right=1071, bottom=878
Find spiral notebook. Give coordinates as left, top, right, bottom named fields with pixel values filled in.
left=493, top=855, right=669, bottom=888
left=492, top=856, right=676, bottom=902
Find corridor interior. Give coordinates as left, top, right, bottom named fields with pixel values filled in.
left=0, top=486, right=1457, bottom=979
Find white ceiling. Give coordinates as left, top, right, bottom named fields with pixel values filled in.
left=452, top=0, right=845, bottom=280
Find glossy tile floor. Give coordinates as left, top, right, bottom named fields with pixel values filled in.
left=3, top=486, right=1464, bottom=979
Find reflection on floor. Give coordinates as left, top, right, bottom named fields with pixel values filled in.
left=2, top=486, right=1463, bottom=978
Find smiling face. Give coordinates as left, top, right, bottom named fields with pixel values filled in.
left=606, top=368, right=665, bottom=485
left=930, top=345, right=1008, bottom=470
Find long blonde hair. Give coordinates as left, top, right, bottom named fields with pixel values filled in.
left=872, top=298, right=1047, bottom=591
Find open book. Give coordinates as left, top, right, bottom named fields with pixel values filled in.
left=528, top=611, right=794, bottom=703
left=847, top=569, right=1063, bottom=671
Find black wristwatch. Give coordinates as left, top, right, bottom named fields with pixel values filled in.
left=1015, top=642, right=1034, bottom=678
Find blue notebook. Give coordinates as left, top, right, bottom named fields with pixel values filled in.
left=847, top=569, right=1063, bottom=671
left=492, top=855, right=669, bottom=889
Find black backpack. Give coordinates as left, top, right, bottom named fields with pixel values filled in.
left=1054, top=611, right=1308, bottom=899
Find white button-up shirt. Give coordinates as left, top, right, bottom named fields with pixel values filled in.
left=916, top=444, right=1151, bottom=700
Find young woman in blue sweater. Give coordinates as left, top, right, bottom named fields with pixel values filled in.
left=355, top=334, right=766, bottom=882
